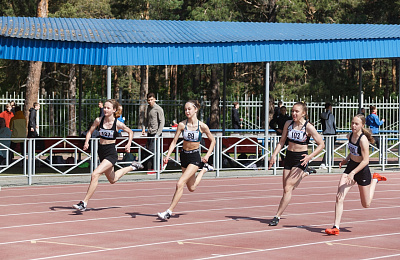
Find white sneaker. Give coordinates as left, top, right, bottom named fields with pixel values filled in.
left=203, top=163, right=214, bottom=172
left=131, top=162, right=144, bottom=171
left=157, top=210, right=172, bottom=220
left=320, top=164, right=327, bottom=170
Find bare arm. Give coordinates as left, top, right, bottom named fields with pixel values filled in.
left=116, top=121, right=133, bottom=153
left=200, top=123, right=215, bottom=163
left=268, top=120, right=291, bottom=169
left=83, top=118, right=100, bottom=150
left=163, top=122, right=184, bottom=164
left=300, top=123, right=325, bottom=166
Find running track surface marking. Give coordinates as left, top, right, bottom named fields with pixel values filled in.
left=0, top=172, right=399, bottom=260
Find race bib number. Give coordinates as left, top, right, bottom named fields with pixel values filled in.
left=100, top=129, right=114, bottom=139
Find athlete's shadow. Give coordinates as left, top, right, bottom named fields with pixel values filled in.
left=284, top=225, right=352, bottom=235
left=49, top=206, right=121, bottom=215
left=225, top=215, right=272, bottom=224
left=126, top=212, right=186, bottom=222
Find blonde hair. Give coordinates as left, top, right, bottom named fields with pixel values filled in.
left=186, top=100, right=200, bottom=110
left=105, top=99, right=121, bottom=118
left=293, top=101, right=308, bottom=121
left=354, top=114, right=375, bottom=144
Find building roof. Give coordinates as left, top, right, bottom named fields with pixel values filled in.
left=1, top=16, right=400, bottom=65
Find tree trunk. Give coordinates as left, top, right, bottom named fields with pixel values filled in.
left=392, top=59, right=397, bottom=93
left=114, top=67, right=120, bottom=100
left=24, top=61, right=42, bottom=135
left=68, top=64, right=77, bottom=136
left=138, top=65, right=148, bottom=129
left=209, top=65, right=220, bottom=129
left=23, top=0, right=48, bottom=133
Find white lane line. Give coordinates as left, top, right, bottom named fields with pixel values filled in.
left=1, top=202, right=399, bottom=231
left=0, top=176, right=347, bottom=199
left=192, top=232, right=400, bottom=260
left=361, top=253, right=400, bottom=260
left=1, top=206, right=400, bottom=246
left=0, top=185, right=343, bottom=207
left=0, top=190, right=398, bottom=219
left=28, top=228, right=400, bottom=260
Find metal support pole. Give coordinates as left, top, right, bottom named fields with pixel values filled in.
left=398, top=59, right=400, bottom=165
left=28, top=139, right=32, bottom=185
left=107, top=66, right=112, bottom=99
left=265, top=62, right=270, bottom=172
left=358, top=59, right=363, bottom=113
left=223, top=64, right=227, bottom=136
left=79, top=64, right=83, bottom=160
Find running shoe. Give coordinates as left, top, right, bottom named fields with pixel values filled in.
left=305, top=166, right=317, bottom=174
left=269, top=217, right=280, bottom=226
left=157, top=210, right=172, bottom=220
left=373, top=173, right=387, bottom=182
left=325, top=227, right=340, bottom=235
left=131, top=161, right=144, bottom=171
left=203, top=163, right=214, bottom=172
left=73, top=201, right=86, bottom=211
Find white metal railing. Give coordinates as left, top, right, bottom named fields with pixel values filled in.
left=1, top=92, right=398, bottom=137
left=0, top=133, right=398, bottom=185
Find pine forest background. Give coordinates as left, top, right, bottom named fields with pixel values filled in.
left=1, top=0, right=400, bottom=135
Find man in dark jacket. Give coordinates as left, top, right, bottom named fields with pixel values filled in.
left=320, top=103, right=336, bottom=169
left=231, top=102, right=242, bottom=130
left=28, top=102, right=40, bottom=138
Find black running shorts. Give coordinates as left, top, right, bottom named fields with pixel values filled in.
left=344, top=159, right=371, bottom=186
left=283, top=150, right=308, bottom=171
left=98, top=143, right=118, bottom=165
left=180, top=149, right=202, bottom=168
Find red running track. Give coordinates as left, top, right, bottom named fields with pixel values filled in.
left=0, top=172, right=399, bottom=260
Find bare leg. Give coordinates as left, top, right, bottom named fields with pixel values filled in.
left=333, top=174, right=355, bottom=228
left=83, top=160, right=114, bottom=203
left=168, top=164, right=199, bottom=212
left=275, top=167, right=306, bottom=217
left=187, top=168, right=207, bottom=192
left=359, top=178, right=378, bottom=208
left=107, top=165, right=135, bottom=184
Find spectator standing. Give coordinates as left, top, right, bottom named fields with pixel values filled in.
left=28, top=102, right=40, bottom=137
left=366, top=105, right=384, bottom=149
left=0, top=117, right=11, bottom=163
left=231, top=102, right=242, bottom=129
left=0, top=104, right=14, bottom=128
left=270, top=106, right=291, bottom=136
left=9, top=101, right=16, bottom=114
left=272, top=101, right=283, bottom=119
left=320, top=103, right=337, bottom=170
left=10, top=106, right=26, bottom=157
left=141, top=93, right=165, bottom=170
left=98, top=101, right=104, bottom=118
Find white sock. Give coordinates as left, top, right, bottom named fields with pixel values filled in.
left=167, top=209, right=172, bottom=214
left=83, top=201, right=87, bottom=207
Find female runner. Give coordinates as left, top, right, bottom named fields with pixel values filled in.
left=157, top=100, right=216, bottom=220
left=73, top=99, right=142, bottom=211
left=268, top=102, right=324, bottom=226
left=325, top=114, right=386, bottom=235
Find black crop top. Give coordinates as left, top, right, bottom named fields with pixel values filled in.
left=286, top=120, right=310, bottom=145
left=348, top=133, right=364, bottom=156
left=99, top=117, right=118, bottom=140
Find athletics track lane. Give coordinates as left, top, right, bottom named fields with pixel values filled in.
left=0, top=172, right=399, bottom=259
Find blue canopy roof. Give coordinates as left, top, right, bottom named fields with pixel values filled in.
left=1, top=16, right=400, bottom=65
